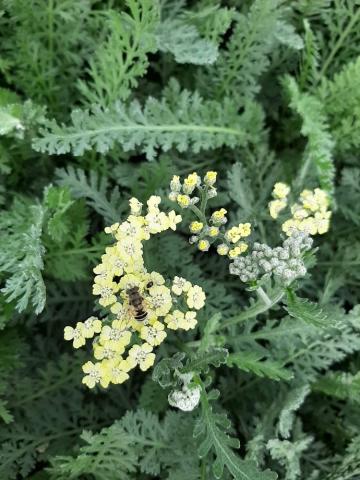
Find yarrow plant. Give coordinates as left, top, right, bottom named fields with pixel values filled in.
left=2, top=2, right=360, bottom=479
left=169, top=171, right=252, bottom=258
left=64, top=196, right=206, bottom=388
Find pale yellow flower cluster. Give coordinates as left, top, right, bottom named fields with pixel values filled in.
left=268, top=183, right=331, bottom=236
left=64, top=196, right=206, bottom=389
left=169, top=171, right=252, bottom=259
left=282, top=188, right=331, bottom=236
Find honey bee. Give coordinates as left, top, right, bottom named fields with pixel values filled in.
left=126, top=282, right=153, bottom=322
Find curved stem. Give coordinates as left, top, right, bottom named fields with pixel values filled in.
left=221, top=287, right=285, bottom=329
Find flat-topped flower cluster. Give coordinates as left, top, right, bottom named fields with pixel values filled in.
left=64, top=196, right=206, bottom=389
left=269, top=183, right=331, bottom=236
left=169, top=171, right=252, bottom=258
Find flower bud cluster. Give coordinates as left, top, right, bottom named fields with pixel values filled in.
left=229, top=230, right=313, bottom=285
left=169, top=171, right=252, bottom=259
left=168, top=372, right=201, bottom=412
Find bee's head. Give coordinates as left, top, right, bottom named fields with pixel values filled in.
left=126, top=286, right=139, bottom=294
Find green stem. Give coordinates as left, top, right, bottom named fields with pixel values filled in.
left=220, top=287, right=285, bottom=329
left=47, top=0, right=55, bottom=107
left=256, top=286, right=272, bottom=307
left=200, top=187, right=208, bottom=217
left=48, top=123, right=245, bottom=142
left=190, top=204, right=207, bottom=224
left=296, top=153, right=312, bottom=190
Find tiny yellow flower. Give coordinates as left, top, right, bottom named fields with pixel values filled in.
left=92, top=283, right=118, bottom=307
left=140, top=321, right=167, bottom=346
left=211, top=208, right=227, bottom=225
left=81, top=316, right=102, bottom=339
left=238, top=241, right=248, bottom=253
left=117, top=216, right=146, bottom=241
left=167, top=210, right=182, bottom=230
left=168, top=191, right=178, bottom=202
left=299, top=217, right=318, bottom=236
left=128, top=343, right=155, bottom=371
left=64, top=323, right=86, bottom=349
left=145, top=210, right=169, bottom=234
left=147, top=195, right=162, bottom=212
left=129, top=197, right=142, bottom=216
left=314, top=211, right=331, bottom=234
left=104, top=223, right=120, bottom=235
left=217, top=243, right=229, bottom=256
left=198, top=239, right=210, bottom=252
left=300, top=190, right=318, bottom=212
left=103, top=359, right=130, bottom=385
left=182, top=311, right=197, bottom=331
left=273, top=182, right=290, bottom=199
left=190, top=221, right=204, bottom=233
left=172, top=276, right=191, bottom=295
left=148, top=285, right=173, bottom=316
left=204, top=171, right=217, bottom=186
left=170, top=175, right=181, bottom=192
left=164, top=310, right=185, bottom=330
left=238, top=223, right=251, bottom=237
left=82, top=361, right=110, bottom=389
left=99, top=325, right=132, bottom=353
left=116, top=237, right=143, bottom=260
left=148, top=271, right=165, bottom=286
left=177, top=194, right=191, bottom=208
left=183, top=172, right=200, bottom=194
left=225, top=226, right=241, bottom=243
left=291, top=203, right=309, bottom=220
left=186, top=285, right=206, bottom=310
left=269, top=199, right=287, bottom=219
left=93, top=342, right=117, bottom=360
left=228, top=247, right=241, bottom=258
left=282, top=218, right=301, bottom=236
left=207, top=226, right=219, bottom=237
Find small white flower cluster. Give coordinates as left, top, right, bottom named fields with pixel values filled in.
left=168, top=372, right=201, bottom=412
left=229, top=231, right=313, bottom=285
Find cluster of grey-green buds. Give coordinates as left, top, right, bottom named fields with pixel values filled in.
left=229, top=230, right=313, bottom=285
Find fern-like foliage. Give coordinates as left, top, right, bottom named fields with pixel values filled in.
left=79, top=1, right=160, bottom=107
left=317, top=56, right=360, bottom=154
left=194, top=386, right=277, bottom=480
left=285, top=76, right=335, bottom=196
left=284, top=289, right=328, bottom=328
left=298, top=20, right=320, bottom=89
left=156, top=18, right=218, bottom=65
left=0, top=203, right=46, bottom=314
left=326, top=435, right=360, bottom=480
left=55, top=167, right=125, bottom=224
left=205, top=0, right=302, bottom=105
left=313, top=371, right=360, bottom=403
left=1, top=0, right=94, bottom=114
left=33, top=79, right=264, bottom=160
left=277, top=385, right=310, bottom=438
left=267, top=436, right=313, bottom=480
left=227, top=352, right=293, bottom=382
left=49, top=409, right=200, bottom=480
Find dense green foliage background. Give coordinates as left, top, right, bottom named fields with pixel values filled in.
left=1, top=0, right=360, bottom=478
